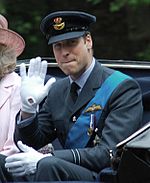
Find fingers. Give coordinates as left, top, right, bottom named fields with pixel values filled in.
left=20, top=57, right=43, bottom=79
left=20, top=63, right=26, bottom=80
left=5, top=159, right=23, bottom=169
left=11, top=171, right=26, bottom=177
left=28, top=58, right=38, bottom=77
left=17, top=141, right=31, bottom=153
left=28, top=57, right=48, bottom=80
left=40, top=60, right=48, bottom=80
left=34, top=57, right=42, bottom=76
left=5, top=161, right=26, bottom=177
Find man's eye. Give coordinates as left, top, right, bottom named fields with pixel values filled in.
left=54, top=44, right=61, bottom=49
left=68, top=39, right=78, bottom=46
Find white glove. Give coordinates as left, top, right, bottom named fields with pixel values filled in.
left=20, top=56, right=56, bottom=113
left=5, top=141, right=52, bottom=176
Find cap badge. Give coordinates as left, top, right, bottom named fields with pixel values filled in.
left=53, top=17, right=65, bottom=30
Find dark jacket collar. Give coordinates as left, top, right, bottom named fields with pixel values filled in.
left=66, top=60, right=103, bottom=114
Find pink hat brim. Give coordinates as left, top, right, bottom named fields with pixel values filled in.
left=0, top=28, right=25, bottom=57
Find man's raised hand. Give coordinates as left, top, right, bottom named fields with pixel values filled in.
left=20, top=57, right=56, bottom=113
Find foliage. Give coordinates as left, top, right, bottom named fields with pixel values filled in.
left=137, top=45, right=150, bottom=61
left=0, top=2, right=5, bottom=14
left=0, top=0, right=150, bottom=61
left=87, top=0, right=150, bottom=11
left=110, top=0, right=150, bottom=11
left=87, top=0, right=102, bottom=5
left=0, top=0, right=49, bottom=58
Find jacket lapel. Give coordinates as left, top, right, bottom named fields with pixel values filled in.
left=64, top=79, right=75, bottom=112
left=0, top=74, right=15, bottom=108
left=72, top=61, right=103, bottom=115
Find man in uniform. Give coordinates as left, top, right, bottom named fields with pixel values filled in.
left=0, top=10, right=143, bottom=182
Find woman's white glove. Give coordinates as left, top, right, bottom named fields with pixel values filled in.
left=20, top=56, right=56, bottom=113
left=5, top=141, right=52, bottom=176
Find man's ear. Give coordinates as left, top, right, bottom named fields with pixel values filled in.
left=85, top=34, right=93, bottom=49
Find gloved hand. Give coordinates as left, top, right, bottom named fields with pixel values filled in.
left=20, top=56, right=56, bottom=113
left=5, top=141, right=52, bottom=176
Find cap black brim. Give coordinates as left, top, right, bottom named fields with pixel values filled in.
left=48, top=31, right=85, bottom=44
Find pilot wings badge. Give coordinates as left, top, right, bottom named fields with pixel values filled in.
left=84, top=104, right=102, bottom=113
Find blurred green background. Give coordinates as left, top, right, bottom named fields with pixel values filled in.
left=1, top=0, right=150, bottom=61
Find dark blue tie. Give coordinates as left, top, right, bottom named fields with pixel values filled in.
left=70, top=82, right=80, bottom=103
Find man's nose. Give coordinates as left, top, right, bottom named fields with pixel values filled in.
left=62, top=47, right=69, bottom=56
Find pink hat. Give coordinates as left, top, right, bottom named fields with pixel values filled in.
left=0, top=14, right=25, bottom=57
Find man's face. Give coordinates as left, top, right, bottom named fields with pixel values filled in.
left=52, top=34, right=93, bottom=80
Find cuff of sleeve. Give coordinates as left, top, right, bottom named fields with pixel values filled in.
left=71, top=149, right=81, bottom=165
left=16, top=111, right=36, bottom=127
